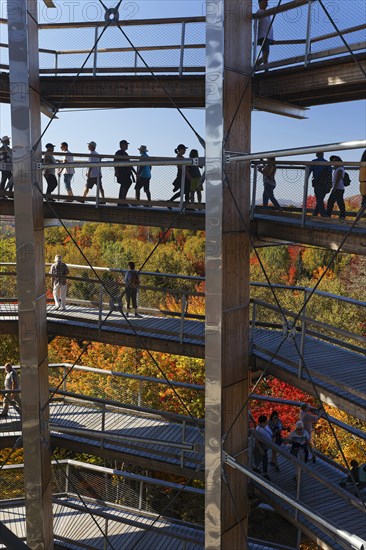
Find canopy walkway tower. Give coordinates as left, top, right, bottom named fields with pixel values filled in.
left=0, top=0, right=365, bottom=549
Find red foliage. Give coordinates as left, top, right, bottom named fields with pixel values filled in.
left=250, top=376, right=317, bottom=431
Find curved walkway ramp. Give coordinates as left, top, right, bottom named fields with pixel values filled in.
left=227, top=434, right=366, bottom=550
left=0, top=396, right=204, bottom=480
left=251, top=327, right=366, bottom=421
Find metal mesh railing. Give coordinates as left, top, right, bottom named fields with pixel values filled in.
left=0, top=460, right=204, bottom=526
left=253, top=0, right=366, bottom=70
left=0, top=17, right=205, bottom=77
left=250, top=161, right=363, bottom=222
left=48, top=364, right=204, bottom=416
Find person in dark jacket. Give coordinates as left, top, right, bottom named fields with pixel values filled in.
left=114, top=140, right=136, bottom=206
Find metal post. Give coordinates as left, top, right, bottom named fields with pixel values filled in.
left=96, top=173, right=101, bottom=208
left=179, top=21, right=186, bottom=77
left=302, top=166, right=310, bottom=226
left=65, top=462, right=70, bottom=494
left=250, top=164, right=258, bottom=219
left=181, top=421, right=186, bottom=467
left=98, top=282, right=103, bottom=328
left=250, top=302, right=257, bottom=346
left=7, top=1, right=54, bottom=547
left=138, top=380, right=143, bottom=407
left=298, top=291, right=307, bottom=378
left=179, top=293, right=187, bottom=344
left=139, top=480, right=143, bottom=510
left=304, top=0, right=313, bottom=66
left=134, top=51, right=138, bottom=76
left=57, top=173, right=61, bottom=196
left=63, top=365, right=67, bottom=393
left=93, top=26, right=98, bottom=77
left=179, top=165, right=186, bottom=209
left=55, top=52, right=58, bottom=76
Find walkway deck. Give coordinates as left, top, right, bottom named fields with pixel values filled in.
left=0, top=399, right=204, bottom=479
left=251, top=327, right=366, bottom=421
left=1, top=53, right=364, bottom=108
left=0, top=498, right=205, bottom=550
left=1, top=200, right=366, bottom=254
left=251, top=451, right=366, bottom=550
left=0, top=304, right=205, bottom=358
left=0, top=498, right=284, bottom=550
left=1, top=306, right=365, bottom=418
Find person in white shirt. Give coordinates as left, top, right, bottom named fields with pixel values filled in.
left=82, top=141, right=105, bottom=202
left=326, top=155, right=346, bottom=220
left=253, top=414, right=273, bottom=480
left=256, top=0, right=274, bottom=66
left=59, top=141, right=75, bottom=201
left=1, top=363, right=21, bottom=417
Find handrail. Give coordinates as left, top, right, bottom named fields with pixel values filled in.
left=50, top=363, right=204, bottom=391
left=226, top=454, right=366, bottom=550
left=52, top=390, right=204, bottom=426
left=250, top=429, right=365, bottom=513
left=252, top=298, right=366, bottom=345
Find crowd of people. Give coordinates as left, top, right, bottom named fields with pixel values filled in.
left=259, top=150, right=366, bottom=220
left=1, top=136, right=365, bottom=213
left=251, top=405, right=322, bottom=481
left=0, top=137, right=205, bottom=207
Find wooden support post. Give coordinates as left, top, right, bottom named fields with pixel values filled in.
left=205, top=0, right=252, bottom=548
left=7, top=1, right=53, bottom=548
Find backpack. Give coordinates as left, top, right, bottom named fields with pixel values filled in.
left=343, top=171, right=351, bottom=187
left=130, top=270, right=140, bottom=288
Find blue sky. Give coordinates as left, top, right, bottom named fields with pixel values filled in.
left=0, top=0, right=365, bottom=165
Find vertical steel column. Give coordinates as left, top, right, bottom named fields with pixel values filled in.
left=205, top=0, right=252, bottom=547
left=304, top=0, right=313, bottom=67
left=7, top=1, right=53, bottom=548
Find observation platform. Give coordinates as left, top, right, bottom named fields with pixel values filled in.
left=1, top=198, right=366, bottom=254
left=1, top=304, right=365, bottom=419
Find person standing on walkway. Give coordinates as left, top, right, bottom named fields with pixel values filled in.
left=124, top=261, right=142, bottom=318
left=114, top=140, right=136, bottom=206
left=300, top=403, right=322, bottom=462
left=135, top=145, right=151, bottom=203
left=0, top=135, right=13, bottom=197
left=253, top=414, right=273, bottom=480
left=43, top=143, right=58, bottom=197
left=188, top=149, right=202, bottom=204
left=256, top=0, right=274, bottom=66
left=59, top=142, right=75, bottom=201
left=169, top=144, right=191, bottom=203
left=50, top=254, right=69, bottom=311
left=326, top=155, right=346, bottom=221
left=359, top=149, right=366, bottom=209
left=308, top=152, right=332, bottom=217
left=82, top=141, right=105, bottom=202
left=1, top=363, right=21, bottom=418
left=259, top=157, right=281, bottom=210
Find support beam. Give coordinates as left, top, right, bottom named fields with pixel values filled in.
left=7, top=1, right=53, bottom=548
left=205, top=0, right=251, bottom=547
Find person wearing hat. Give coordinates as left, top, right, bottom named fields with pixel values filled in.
left=43, top=143, right=58, bottom=197
left=135, top=145, right=151, bottom=203
left=49, top=254, right=69, bottom=311
left=114, top=139, right=136, bottom=206
left=0, top=135, right=13, bottom=198
left=82, top=141, right=105, bottom=203
left=169, top=144, right=191, bottom=204
left=286, top=420, right=312, bottom=464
